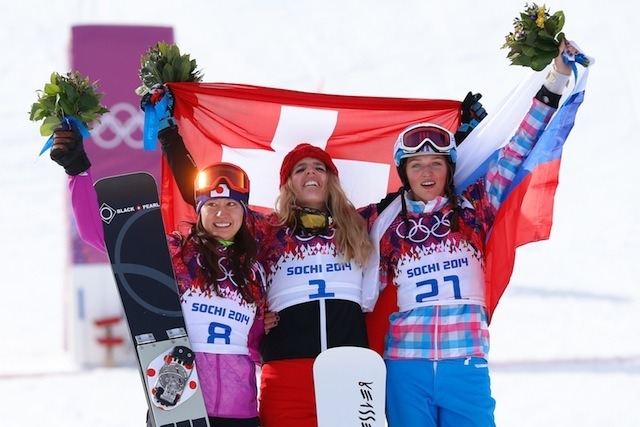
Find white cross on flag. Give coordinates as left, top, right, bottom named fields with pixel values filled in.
left=163, top=82, right=461, bottom=231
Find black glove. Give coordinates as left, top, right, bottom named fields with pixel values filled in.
left=455, top=92, right=488, bottom=145
left=461, top=92, right=487, bottom=123
left=50, top=121, right=91, bottom=176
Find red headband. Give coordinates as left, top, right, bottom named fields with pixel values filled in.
left=279, top=143, right=339, bottom=187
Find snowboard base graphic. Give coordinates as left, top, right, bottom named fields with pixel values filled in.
left=313, top=346, right=386, bottom=427
left=95, top=172, right=210, bottom=427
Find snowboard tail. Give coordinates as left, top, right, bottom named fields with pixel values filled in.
left=95, top=172, right=210, bottom=427
left=313, top=346, right=387, bottom=427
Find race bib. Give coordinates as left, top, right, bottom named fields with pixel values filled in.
left=267, top=246, right=363, bottom=312
left=394, top=245, right=485, bottom=312
left=182, top=291, right=257, bottom=355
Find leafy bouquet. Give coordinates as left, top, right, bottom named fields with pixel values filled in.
left=136, top=41, right=203, bottom=95
left=29, top=71, right=109, bottom=137
left=136, top=42, right=204, bottom=150
left=502, top=3, right=566, bottom=71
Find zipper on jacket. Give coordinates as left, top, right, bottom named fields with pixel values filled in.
left=319, top=299, right=328, bottom=352
left=434, top=305, right=440, bottom=361
left=214, top=353, right=221, bottom=413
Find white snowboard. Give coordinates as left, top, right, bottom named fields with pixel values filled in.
left=313, top=346, right=386, bottom=427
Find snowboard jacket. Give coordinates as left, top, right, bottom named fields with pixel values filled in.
left=360, top=97, right=557, bottom=361
left=248, top=212, right=369, bottom=362
left=68, top=171, right=266, bottom=419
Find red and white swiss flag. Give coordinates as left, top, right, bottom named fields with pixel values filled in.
left=163, top=82, right=461, bottom=232
left=159, top=82, right=462, bottom=354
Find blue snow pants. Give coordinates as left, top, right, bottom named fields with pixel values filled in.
left=385, top=357, right=496, bottom=427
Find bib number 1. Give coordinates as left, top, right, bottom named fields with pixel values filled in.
left=309, top=279, right=336, bottom=300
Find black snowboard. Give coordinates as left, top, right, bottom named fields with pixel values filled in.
left=95, top=172, right=210, bottom=427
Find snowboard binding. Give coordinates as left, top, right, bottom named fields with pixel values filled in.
left=153, top=346, right=195, bottom=407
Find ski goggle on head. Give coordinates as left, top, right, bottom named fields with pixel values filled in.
left=194, top=162, right=250, bottom=213
left=393, top=123, right=457, bottom=166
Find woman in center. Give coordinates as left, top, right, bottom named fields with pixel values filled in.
left=252, top=143, right=373, bottom=426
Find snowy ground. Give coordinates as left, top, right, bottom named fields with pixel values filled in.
left=2, top=1, right=639, bottom=426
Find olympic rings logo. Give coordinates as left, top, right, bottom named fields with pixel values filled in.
left=395, top=214, right=452, bottom=243
left=196, top=253, right=240, bottom=288
left=215, top=255, right=238, bottom=286
left=91, top=102, right=144, bottom=149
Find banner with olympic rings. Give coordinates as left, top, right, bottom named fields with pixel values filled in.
left=70, top=25, right=173, bottom=264
left=64, top=26, right=174, bottom=366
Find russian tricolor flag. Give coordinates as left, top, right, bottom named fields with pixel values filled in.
left=455, top=66, right=590, bottom=322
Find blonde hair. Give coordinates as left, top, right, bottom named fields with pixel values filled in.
left=275, top=174, right=373, bottom=266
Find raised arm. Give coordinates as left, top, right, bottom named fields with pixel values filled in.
left=486, top=39, right=575, bottom=211
left=50, top=124, right=106, bottom=253
left=142, top=85, right=199, bottom=207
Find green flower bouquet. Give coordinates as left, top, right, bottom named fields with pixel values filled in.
left=29, top=71, right=109, bottom=137
left=136, top=42, right=204, bottom=150
left=135, top=41, right=203, bottom=95
left=502, top=3, right=566, bottom=71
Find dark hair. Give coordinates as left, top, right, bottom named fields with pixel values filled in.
left=442, top=169, right=460, bottom=232
left=182, top=218, right=259, bottom=304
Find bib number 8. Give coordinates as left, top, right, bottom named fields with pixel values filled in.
left=207, top=322, right=232, bottom=344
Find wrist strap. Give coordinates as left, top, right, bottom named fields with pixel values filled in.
left=543, top=69, right=571, bottom=95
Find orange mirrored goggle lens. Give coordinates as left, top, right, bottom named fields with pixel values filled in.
left=195, top=163, right=250, bottom=195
